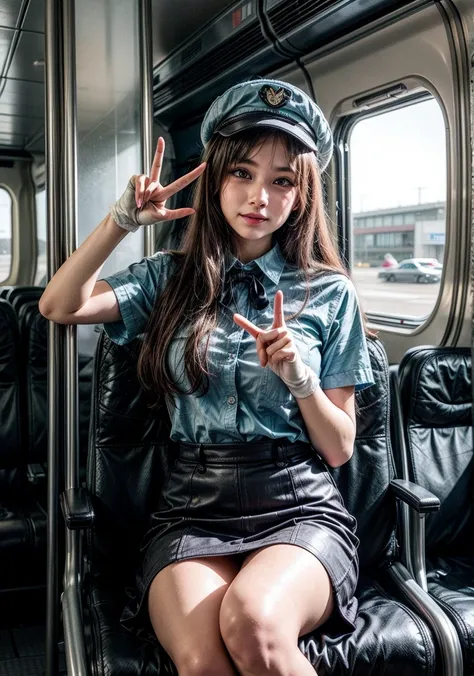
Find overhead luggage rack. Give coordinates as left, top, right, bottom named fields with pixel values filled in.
left=152, top=0, right=282, bottom=123
left=153, top=20, right=269, bottom=114
left=152, top=0, right=423, bottom=125
left=264, top=0, right=417, bottom=54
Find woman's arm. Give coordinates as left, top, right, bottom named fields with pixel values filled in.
left=40, top=139, right=205, bottom=323
left=39, top=214, right=129, bottom=321
left=295, top=385, right=356, bottom=468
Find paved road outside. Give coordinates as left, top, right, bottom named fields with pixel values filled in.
left=352, top=267, right=440, bottom=318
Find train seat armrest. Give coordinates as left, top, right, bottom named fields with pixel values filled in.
left=27, top=463, right=46, bottom=484
left=60, top=487, right=95, bottom=530
left=390, top=479, right=440, bottom=513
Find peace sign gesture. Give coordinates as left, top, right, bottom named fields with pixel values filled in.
left=110, top=137, right=206, bottom=231
left=233, top=290, right=319, bottom=399
left=233, top=290, right=296, bottom=372
left=134, top=137, right=206, bottom=225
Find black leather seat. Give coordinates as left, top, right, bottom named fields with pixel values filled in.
left=394, top=346, right=474, bottom=674
left=0, top=285, right=14, bottom=299
left=0, top=299, right=46, bottom=590
left=61, top=332, right=462, bottom=675
left=4, top=285, right=43, bottom=313
left=10, top=292, right=93, bottom=489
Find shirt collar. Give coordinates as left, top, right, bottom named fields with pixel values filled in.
left=224, top=242, right=287, bottom=285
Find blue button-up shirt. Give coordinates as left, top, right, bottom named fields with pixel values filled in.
left=101, top=243, right=374, bottom=444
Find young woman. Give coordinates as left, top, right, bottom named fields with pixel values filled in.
left=40, top=79, right=374, bottom=676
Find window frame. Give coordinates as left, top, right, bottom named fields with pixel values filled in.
left=334, top=88, right=448, bottom=329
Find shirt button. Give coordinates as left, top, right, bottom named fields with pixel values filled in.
left=227, top=396, right=236, bottom=405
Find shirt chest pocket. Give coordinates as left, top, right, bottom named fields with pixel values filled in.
left=259, top=328, right=321, bottom=405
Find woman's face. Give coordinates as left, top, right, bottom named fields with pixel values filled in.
left=220, top=135, right=299, bottom=262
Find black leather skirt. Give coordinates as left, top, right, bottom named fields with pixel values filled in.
left=121, top=439, right=359, bottom=644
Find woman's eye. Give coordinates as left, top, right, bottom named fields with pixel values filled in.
left=274, top=177, right=294, bottom=187
left=231, top=168, right=250, bottom=179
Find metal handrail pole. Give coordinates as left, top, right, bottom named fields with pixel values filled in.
left=139, top=0, right=154, bottom=257
left=62, top=0, right=89, bottom=674
left=44, top=0, right=62, bottom=673
left=389, top=562, right=464, bottom=676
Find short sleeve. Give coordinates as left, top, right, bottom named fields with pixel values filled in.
left=99, top=252, right=173, bottom=345
left=320, top=278, right=374, bottom=391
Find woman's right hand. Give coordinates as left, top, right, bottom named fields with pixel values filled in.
left=110, top=137, right=206, bottom=231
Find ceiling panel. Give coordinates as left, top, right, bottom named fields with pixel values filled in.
left=0, top=27, right=14, bottom=74
left=0, top=0, right=23, bottom=30
left=22, top=0, right=44, bottom=33
left=0, top=78, right=44, bottom=118
left=7, top=30, right=44, bottom=82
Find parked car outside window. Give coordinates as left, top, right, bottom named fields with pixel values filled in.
left=378, top=258, right=442, bottom=283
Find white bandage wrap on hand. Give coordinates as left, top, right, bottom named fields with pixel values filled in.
left=272, top=355, right=320, bottom=399
left=109, top=178, right=141, bottom=233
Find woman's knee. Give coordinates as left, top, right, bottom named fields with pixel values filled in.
left=175, top=648, right=235, bottom=676
left=219, top=588, right=292, bottom=673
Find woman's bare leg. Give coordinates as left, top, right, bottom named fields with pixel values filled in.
left=148, top=556, right=241, bottom=676
left=219, top=544, right=334, bottom=676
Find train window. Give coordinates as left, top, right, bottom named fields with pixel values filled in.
left=349, top=97, right=446, bottom=320
left=0, top=187, right=12, bottom=283
left=35, top=190, right=47, bottom=285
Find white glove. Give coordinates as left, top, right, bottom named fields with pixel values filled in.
left=109, top=177, right=143, bottom=233
left=270, top=353, right=320, bottom=399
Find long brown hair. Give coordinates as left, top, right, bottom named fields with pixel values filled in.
left=137, top=128, right=372, bottom=410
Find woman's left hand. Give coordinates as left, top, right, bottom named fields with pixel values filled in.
left=233, top=290, right=319, bottom=398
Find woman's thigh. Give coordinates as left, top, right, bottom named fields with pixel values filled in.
left=222, top=544, right=334, bottom=638
left=148, top=555, right=241, bottom=674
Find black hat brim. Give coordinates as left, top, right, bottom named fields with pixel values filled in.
left=216, top=113, right=318, bottom=153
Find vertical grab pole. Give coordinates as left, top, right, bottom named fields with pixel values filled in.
left=44, top=0, right=62, bottom=674
left=139, top=0, right=154, bottom=257
left=63, top=0, right=78, bottom=500
left=62, top=0, right=89, bottom=674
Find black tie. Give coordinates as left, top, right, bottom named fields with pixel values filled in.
left=221, top=268, right=269, bottom=311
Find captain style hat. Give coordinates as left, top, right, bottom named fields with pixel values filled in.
left=201, top=79, right=333, bottom=170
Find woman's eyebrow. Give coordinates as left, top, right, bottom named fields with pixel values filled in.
left=238, top=157, right=296, bottom=173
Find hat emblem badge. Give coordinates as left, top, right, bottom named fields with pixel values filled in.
left=259, top=85, right=291, bottom=108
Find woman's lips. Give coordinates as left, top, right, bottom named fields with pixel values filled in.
left=240, top=214, right=268, bottom=225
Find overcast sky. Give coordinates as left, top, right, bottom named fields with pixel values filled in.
left=350, top=98, right=447, bottom=213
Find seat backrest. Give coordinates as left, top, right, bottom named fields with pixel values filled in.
left=398, top=346, right=473, bottom=556
left=0, top=286, right=14, bottom=299
left=0, top=299, right=25, bottom=491
left=18, top=304, right=93, bottom=467
left=333, top=337, right=397, bottom=570
left=20, top=304, right=48, bottom=465
left=88, top=332, right=395, bottom=578
left=10, top=288, right=43, bottom=315
left=87, top=332, right=171, bottom=580
left=5, top=286, right=44, bottom=307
